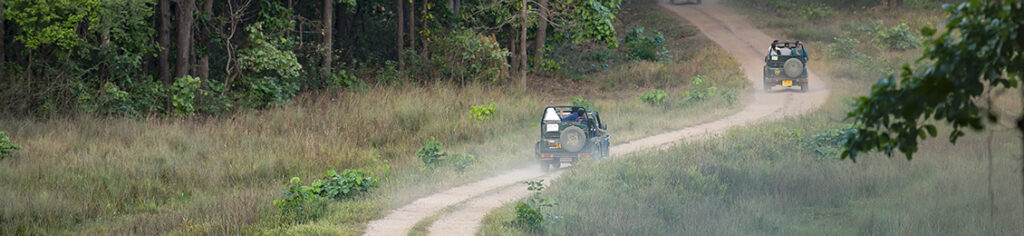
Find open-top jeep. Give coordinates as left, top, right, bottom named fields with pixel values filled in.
left=763, top=40, right=809, bottom=92
left=534, top=106, right=610, bottom=171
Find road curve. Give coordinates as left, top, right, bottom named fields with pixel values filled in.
left=364, top=0, right=831, bottom=235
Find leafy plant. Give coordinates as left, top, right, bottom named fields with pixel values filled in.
left=273, top=177, right=324, bottom=215
left=448, top=153, right=477, bottom=172
left=681, top=75, right=719, bottom=104
left=622, top=27, right=668, bottom=61
left=171, top=76, right=201, bottom=117
left=799, top=5, right=835, bottom=21
left=828, top=35, right=861, bottom=59
left=469, top=103, right=497, bottom=121
left=515, top=180, right=556, bottom=232
left=639, top=89, right=669, bottom=106
left=320, top=169, right=380, bottom=200
left=326, top=70, right=362, bottom=89
left=417, top=136, right=447, bottom=169
left=0, top=131, right=22, bottom=159
left=874, top=23, right=921, bottom=50
left=571, top=97, right=596, bottom=111
left=803, top=125, right=857, bottom=159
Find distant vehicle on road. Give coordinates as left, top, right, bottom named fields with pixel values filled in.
left=763, top=40, right=809, bottom=92
left=534, top=106, right=609, bottom=171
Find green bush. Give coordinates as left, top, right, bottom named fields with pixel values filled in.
left=416, top=137, right=476, bottom=171
left=622, top=27, right=668, bottom=61
left=469, top=103, right=497, bottom=121
left=100, top=82, right=133, bottom=116
left=0, top=131, right=22, bottom=159
left=799, top=5, right=836, bottom=21
left=874, top=23, right=921, bottom=50
left=319, top=169, right=380, bottom=200
left=430, top=28, right=511, bottom=83
left=639, top=89, right=669, bottom=106
left=273, top=177, right=326, bottom=219
left=571, top=97, right=596, bottom=111
left=802, top=125, right=857, bottom=159
left=326, top=70, right=362, bottom=89
left=680, top=75, right=718, bottom=105
left=515, top=180, right=555, bottom=232
left=417, top=136, right=447, bottom=169
left=828, top=35, right=861, bottom=59
left=171, top=76, right=201, bottom=117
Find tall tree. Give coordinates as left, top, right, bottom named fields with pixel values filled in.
left=534, top=0, right=548, bottom=71
left=519, top=0, right=527, bottom=89
left=0, top=5, right=5, bottom=84
left=409, top=0, right=415, bottom=53
left=322, top=0, right=334, bottom=79
left=198, top=0, right=213, bottom=80
left=397, top=0, right=405, bottom=71
left=842, top=0, right=1023, bottom=219
left=176, top=0, right=196, bottom=79
left=159, top=0, right=171, bottom=85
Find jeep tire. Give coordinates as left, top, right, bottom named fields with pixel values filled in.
left=560, top=126, right=586, bottom=152
left=783, top=58, right=804, bottom=77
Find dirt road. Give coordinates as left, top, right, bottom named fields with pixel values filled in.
left=364, top=0, right=831, bottom=235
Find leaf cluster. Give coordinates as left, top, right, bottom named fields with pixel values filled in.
left=0, top=131, right=22, bottom=160
left=843, top=0, right=1024, bottom=161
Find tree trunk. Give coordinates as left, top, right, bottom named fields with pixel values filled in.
left=323, top=0, right=334, bottom=80
left=409, top=0, right=415, bottom=53
left=534, top=0, right=548, bottom=72
left=397, top=0, right=405, bottom=72
left=454, top=0, right=460, bottom=17
left=519, top=0, right=527, bottom=89
left=198, top=0, right=212, bottom=81
left=159, top=0, right=171, bottom=86
left=176, top=0, right=196, bottom=79
left=1018, top=115, right=1024, bottom=226
left=421, top=0, right=428, bottom=59
left=0, top=6, right=5, bottom=84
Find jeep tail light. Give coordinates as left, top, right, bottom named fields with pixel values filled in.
left=540, top=154, right=552, bottom=158
left=578, top=153, right=590, bottom=158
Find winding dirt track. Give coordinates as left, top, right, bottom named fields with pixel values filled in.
left=364, top=0, right=831, bottom=235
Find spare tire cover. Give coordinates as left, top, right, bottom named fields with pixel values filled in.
left=560, top=126, right=586, bottom=152
left=783, top=58, right=804, bottom=77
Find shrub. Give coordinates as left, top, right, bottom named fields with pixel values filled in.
left=326, top=70, right=362, bottom=89
left=874, top=23, right=921, bottom=50
left=802, top=125, right=857, bottom=159
left=416, top=137, right=476, bottom=171
left=622, top=27, right=669, bottom=61
left=417, top=136, right=447, bottom=169
left=639, top=89, right=669, bottom=106
left=571, top=97, right=596, bottom=111
left=680, top=75, right=718, bottom=104
left=171, top=76, right=201, bottom=117
left=515, top=180, right=555, bottom=232
left=100, top=82, right=134, bottom=116
left=319, top=169, right=380, bottom=200
left=799, top=5, right=836, bottom=21
left=828, top=35, right=861, bottom=59
left=469, top=103, right=497, bottom=121
left=273, top=177, right=326, bottom=217
left=0, top=131, right=22, bottom=159
left=430, top=28, right=511, bottom=84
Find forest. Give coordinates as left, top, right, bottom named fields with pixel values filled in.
left=0, top=0, right=621, bottom=117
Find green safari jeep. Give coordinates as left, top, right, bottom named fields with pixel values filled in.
left=534, top=106, right=610, bottom=171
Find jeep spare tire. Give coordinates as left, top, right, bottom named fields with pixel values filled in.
left=560, top=126, right=586, bottom=152
left=783, top=58, right=804, bottom=77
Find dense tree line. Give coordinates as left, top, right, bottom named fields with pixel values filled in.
left=0, top=0, right=621, bottom=117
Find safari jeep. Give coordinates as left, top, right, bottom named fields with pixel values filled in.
left=534, top=106, right=610, bottom=171
left=763, top=40, right=809, bottom=92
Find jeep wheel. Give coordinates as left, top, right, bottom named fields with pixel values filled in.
left=541, top=161, right=549, bottom=172
left=800, top=83, right=808, bottom=92
left=763, top=82, right=771, bottom=92
left=551, top=161, right=561, bottom=170
left=560, top=126, right=586, bottom=152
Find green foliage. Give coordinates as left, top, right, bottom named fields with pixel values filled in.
left=171, top=76, right=201, bottom=117
left=564, top=0, right=623, bottom=48
left=828, top=35, right=860, bottom=59
left=238, top=18, right=302, bottom=108
left=622, top=27, right=668, bottom=61
left=515, top=180, right=555, bottom=232
left=469, top=103, right=497, bottom=121
left=0, top=131, right=22, bottom=159
left=326, top=70, right=362, bottom=89
left=844, top=1, right=1024, bottom=160
left=319, top=169, right=380, bottom=200
left=431, top=28, right=510, bottom=83
left=873, top=23, right=921, bottom=50
left=273, top=177, right=326, bottom=218
left=447, top=153, right=477, bottom=172
left=417, top=136, right=447, bottom=169
left=100, top=82, right=133, bottom=116
left=638, top=89, right=669, bottom=106
left=680, top=75, right=718, bottom=105
left=803, top=125, right=856, bottom=159
left=4, top=0, right=101, bottom=51
left=798, top=5, right=836, bottom=21
left=571, top=97, right=596, bottom=111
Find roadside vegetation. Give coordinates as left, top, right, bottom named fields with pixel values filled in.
left=480, top=0, right=1024, bottom=235
left=0, top=0, right=746, bottom=234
